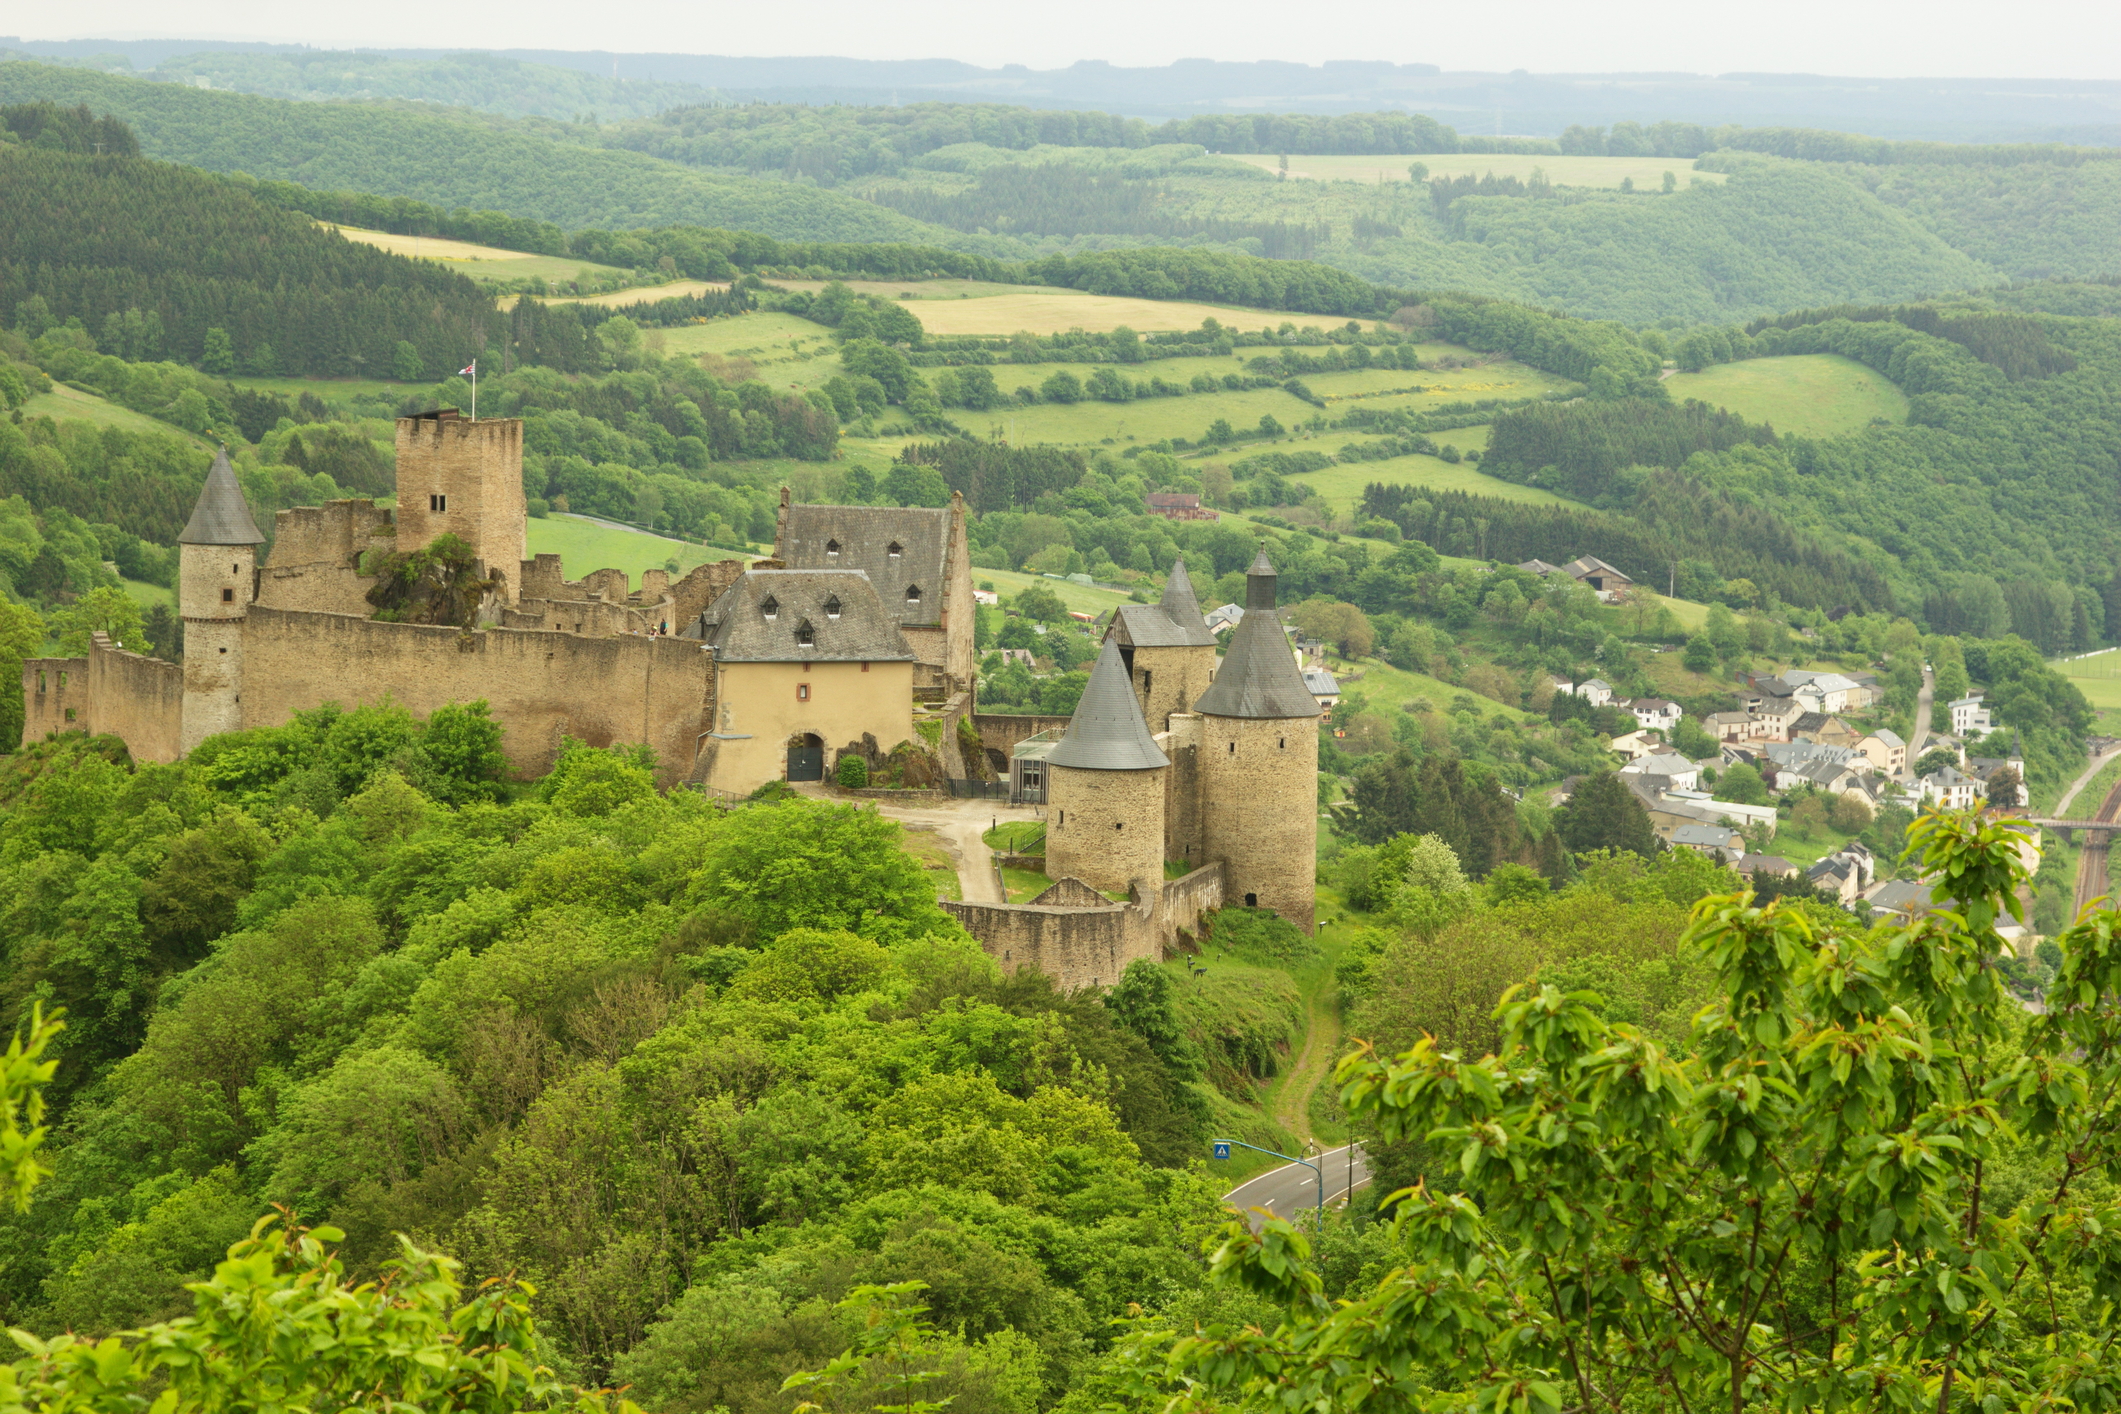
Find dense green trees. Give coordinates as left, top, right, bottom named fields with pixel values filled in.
left=0, top=145, right=493, bottom=377
left=1157, top=814, right=2121, bottom=1414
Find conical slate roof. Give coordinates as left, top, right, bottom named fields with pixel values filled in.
left=178, top=448, right=265, bottom=546
left=1156, top=558, right=1217, bottom=644
left=1047, top=638, right=1170, bottom=771
left=1193, top=552, right=1322, bottom=720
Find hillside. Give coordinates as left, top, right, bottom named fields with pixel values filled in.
left=0, top=63, right=974, bottom=247
left=0, top=141, right=493, bottom=377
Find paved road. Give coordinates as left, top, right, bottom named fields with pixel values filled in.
left=1909, top=663, right=1934, bottom=768
left=2053, top=744, right=2121, bottom=818
left=1223, top=1144, right=1370, bottom=1224
left=793, top=783, right=1037, bottom=905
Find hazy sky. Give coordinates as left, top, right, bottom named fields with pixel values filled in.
left=18, top=0, right=2121, bottom=80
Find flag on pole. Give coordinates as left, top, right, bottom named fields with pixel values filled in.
left=460, top=360, right=478, bottom=420
left=459, top=361, right=476, bottom=376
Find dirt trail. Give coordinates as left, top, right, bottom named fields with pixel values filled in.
left=1271, top=974, right=1342, bottom=1142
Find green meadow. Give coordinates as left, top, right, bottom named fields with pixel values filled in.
left=1663, top=354, right=1909, bottom=438
left=526, top=513, right=753, bottom=584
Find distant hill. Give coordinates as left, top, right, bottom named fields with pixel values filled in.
left=7, top=40, right=2120, bottom=141
left=0, top=133, right=493, bottom=376
left=0, top=62, right=973, bottom=247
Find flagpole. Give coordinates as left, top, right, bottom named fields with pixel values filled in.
left=471, top=361, right=478, bottom=422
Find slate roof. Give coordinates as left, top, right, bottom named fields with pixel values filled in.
left=689, top=570, right=914, bottom=663
left=1866, top=728, right=1905, bottom=747
left=1113, top=557, right=1218, bottom=648
left=1047, top=638, right=1170, bottom=771
left=777, top=503, right=949, bottom=628
left=1625, top=753, right=1697, bottom=777
left=179, top=447, right=266, bottom=546
left=1193, top=553, right=1321, bottom=721
left=1302, top=668, right=1341, bottom=697
left=1738, top=855, right=1796, bottom=876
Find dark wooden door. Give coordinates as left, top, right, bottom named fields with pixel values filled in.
left=786, top=743, right=824, bottom=781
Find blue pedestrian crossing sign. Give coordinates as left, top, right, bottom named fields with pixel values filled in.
left=1213, top=1141, right=1231, bottom=1160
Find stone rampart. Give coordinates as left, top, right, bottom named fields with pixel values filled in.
left=20, top=637, right=183, bottom=762
left=942, top=862, right=1223, bottom=991
left=240, top=606, right=712, bottom=785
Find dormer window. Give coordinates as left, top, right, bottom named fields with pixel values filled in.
left=761, top=595, right=779, bottom=620
left=887, top=542, right=902, bottom=558
left=795, top=619, right=815, bottom=648
left=825, top=596, right=842, bottom=620
left=825, top=539, right=840, bottom=558
left=905, top=585, right=922, bottom=607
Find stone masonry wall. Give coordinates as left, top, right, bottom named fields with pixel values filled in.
left=1046, top=764, right=1165, bottom=895
left=942, top=862, right=1222, bottom=991
left=87, top=633, right=183, bottom=763
left=1197, top=713, right=1319, bottom=931
left=21, top=656, right=88, bottom=743
left=393, top=417, right=527, bottom=595
left=240, top=606, right=712, bottom=785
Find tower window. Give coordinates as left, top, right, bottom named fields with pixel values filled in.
left=1228, top=741, right=1235, bottom=754
left=1114, top=821, right=1124, bottom=831
left=221, top=587, right=234, bottom=603
left=1245, top=892, right=1258, bottom=907
left=1279, top=736, right=1286, bottom=749
left=887, top=542, right=902, bottom=558
left=825, top=539, right=840, bottom=558
left=230, top=563, right=238, bottom=574
left=795, top=619, right=815, bottom=647
left=824, top=596, right=841, bottom=619
left=761, top=595, right=778, bottom=620
left=429, top=494, right=448, bottom=512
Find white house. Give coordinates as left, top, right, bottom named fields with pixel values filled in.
left=1621, top=752, right=1701, bottom=792
left=1302, top=667, right=1342, bottom=712
left=1611, top=728, right=1665, bottom=762
left=1624, top=697, right=1682, bottom=733
left=1920, top=764, right=1983, bottom=811
left=1555, top=677, right=1615, bottom=708
left=1950, top=695, right=1993, bottom=736
left=1785, top=670, right=1861, bottom=714
left=1664, top=789, right=1779, bottom=835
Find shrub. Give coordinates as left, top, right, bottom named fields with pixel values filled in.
left=836, top=754, right=870, bottom=789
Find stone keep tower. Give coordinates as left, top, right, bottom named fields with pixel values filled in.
left=1110, top=557, right=1220, bottom=732
left=393, top=410, right=526, bottom=601
left=1192, top=551, right=1321, bottom=931
left=178, top=447, right=266, bottom=753
left=1044, top=637, right=1171, bottom=896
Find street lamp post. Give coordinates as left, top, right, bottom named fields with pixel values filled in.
left=1212, top=1138, right=1323, bottom=1220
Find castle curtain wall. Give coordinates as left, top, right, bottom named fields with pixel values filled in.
left=20, top=636, right=182, bottom=763
left=238, top=607, right=712, bottom=785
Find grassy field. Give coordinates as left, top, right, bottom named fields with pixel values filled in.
left=122, top=578, right=174, bottom=612
left=1294, top=432, right=1580, bottom=514
left=325, top=224, right=633, bottom=285
left=1341, top=657, right=1532, bottom=720
left=1664, top=355, right=1909, bottom=438
left=20, top=383, right=212, bottom=447
left=656, top=315, right=842, bottom=394
left=1227, top=153, right=1730, bottom=190
left=2054, top=650, right=2121, bottom=712
left=952, top=358, right=1572, bottom=450
left=977, top=567, right=1136, bottom=616
left=533, top=279, right=728, bottom=308
left=219, top=374, right=410, bottom=404
left=526, top=514, right=752, bottom=584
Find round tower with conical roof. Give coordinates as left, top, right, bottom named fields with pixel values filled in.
left=178, top=447, right=266, bottom=753
left=1192, top=551, right=1320, bottom=930
left=1044, top=637, right=1171, bottom=896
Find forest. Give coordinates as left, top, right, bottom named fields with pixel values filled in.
left=4, top=61, right=2118, bottom=327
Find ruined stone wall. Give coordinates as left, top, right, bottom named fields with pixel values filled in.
left=942, top=863, right=1222, bottom=991
left=21, top=657, right=88, bottom=743
left=1046, top=764, right=1165, bottom=895
left=239, top=606, right=712, bottom=786
left=86, top=633, right=182, bottom=763
left=265, top=500, right=395, bottom=573
left=1197, top=713, right=1319, bottom=931
left=21, top=639, right=183, bottom=762
left=671, top=558, right=747, bottom=627
left=940, top=896, right=1154, bottom=992
left=256, top=561, right=376, bottom=616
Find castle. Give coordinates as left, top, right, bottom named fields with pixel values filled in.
left=24, top=411, right=1317, bottom=984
